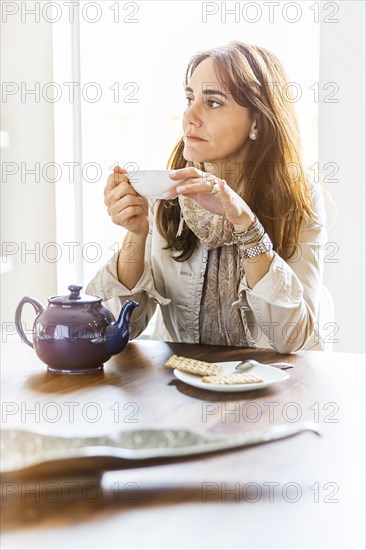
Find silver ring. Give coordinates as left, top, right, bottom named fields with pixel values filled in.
left=208, top=178, right=220, bottom=194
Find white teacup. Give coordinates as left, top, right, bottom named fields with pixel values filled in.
left=127, top=170, right=179, bottom=199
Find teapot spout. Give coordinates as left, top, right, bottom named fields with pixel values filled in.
left=105, top=300, right=139, bottom=355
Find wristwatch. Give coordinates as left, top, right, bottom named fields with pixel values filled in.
left=237, top=233, right=273, bottom=260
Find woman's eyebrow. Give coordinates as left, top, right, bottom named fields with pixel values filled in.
left=185, top=86, right=228, bottom=99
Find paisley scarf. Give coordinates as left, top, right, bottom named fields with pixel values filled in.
left=178, top=194, right=255, bottom=347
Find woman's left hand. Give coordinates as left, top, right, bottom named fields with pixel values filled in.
left=165, top=167, right=255, bottom=231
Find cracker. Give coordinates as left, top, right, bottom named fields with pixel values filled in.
left=165, top=354, right=223, bottom=376
left=201, top=372, right=263, bottom=385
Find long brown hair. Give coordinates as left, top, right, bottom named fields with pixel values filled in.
left=156, top=41, right=316, bottom=261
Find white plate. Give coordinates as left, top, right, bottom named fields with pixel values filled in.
left=173, top=361, right=290, bottom=393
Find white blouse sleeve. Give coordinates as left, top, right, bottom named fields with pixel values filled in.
left=85, top=202, right=170, bottom=340
left=240, top=182, right=327, bottom=353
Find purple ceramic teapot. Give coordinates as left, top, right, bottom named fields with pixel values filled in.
left=15, top=285, right=139, bottom=374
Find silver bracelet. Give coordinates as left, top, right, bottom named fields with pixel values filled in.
left=237, top=233, right=273, bottom=260
left=232, top=215, right=265, bottom=246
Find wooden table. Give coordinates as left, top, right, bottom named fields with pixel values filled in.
left=1, top=334, right=365, bottom=550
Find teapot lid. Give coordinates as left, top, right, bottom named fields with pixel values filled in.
left=48, top=285, right=101, bottom=305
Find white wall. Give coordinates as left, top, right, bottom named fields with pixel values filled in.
left=319, top=1, right=365, bottom=352
left=1, top=15, right=57, bottom=332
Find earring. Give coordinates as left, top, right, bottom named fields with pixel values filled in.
left=250, top=132, right=257, bottom=140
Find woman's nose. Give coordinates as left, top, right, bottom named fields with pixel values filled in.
left=183, top=100, right=202, bottom=127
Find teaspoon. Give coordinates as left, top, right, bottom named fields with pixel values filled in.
left=235, top=359, right=295, bottom=372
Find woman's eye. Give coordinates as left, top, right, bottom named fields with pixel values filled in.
left=184, top=97, right=221, bottom=109
left=207, top=99, right=221, bottom=108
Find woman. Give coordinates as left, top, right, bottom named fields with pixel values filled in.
left=86, top=41, right=327, bottom=353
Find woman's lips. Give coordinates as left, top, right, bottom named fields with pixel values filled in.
left=185, top=136, right=205, bottom=141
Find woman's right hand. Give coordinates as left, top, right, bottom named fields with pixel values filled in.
left=104, top=166, right=149, bottom=236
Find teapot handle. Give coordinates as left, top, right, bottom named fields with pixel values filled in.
left=15, top=296, right=44, bottom=348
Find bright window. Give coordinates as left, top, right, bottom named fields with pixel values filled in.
left=53, top=1, right=320, bottom=290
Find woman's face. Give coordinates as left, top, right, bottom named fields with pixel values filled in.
left=182, top=57, right=255, bottom=166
